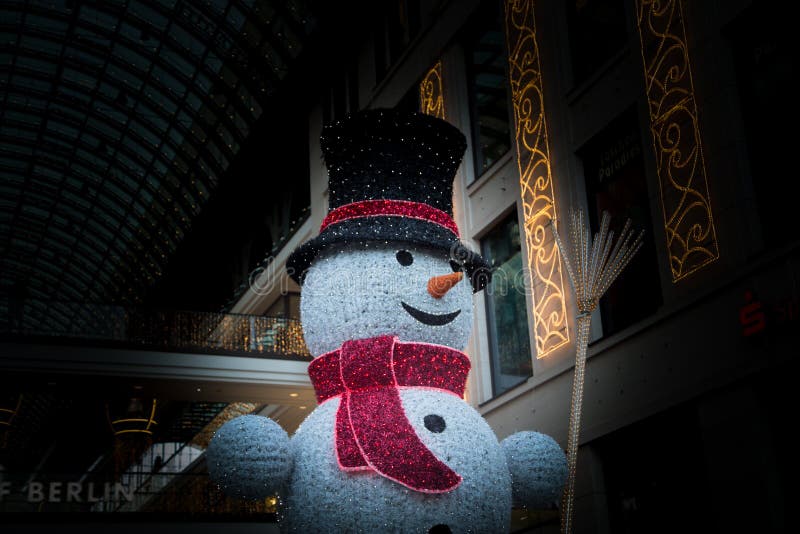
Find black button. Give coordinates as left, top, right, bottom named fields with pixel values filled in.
left=424, top=414, right=446, bottom=433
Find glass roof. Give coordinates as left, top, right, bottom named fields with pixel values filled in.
left=0, top=0, right=314, bottom=326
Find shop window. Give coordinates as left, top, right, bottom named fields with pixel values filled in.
left=482, top=211, right=532, bottom=397
left=725, top=4, right=795, bottom=250
left=566, top=0, right=627, bottom=85
left=577, top=107, right=662, bottom=337
left=464, top=0, right=511, bottom=179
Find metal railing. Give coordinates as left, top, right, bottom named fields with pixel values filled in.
left=0, top=299, right=311, bottom=360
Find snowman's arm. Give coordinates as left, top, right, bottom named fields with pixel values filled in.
left=207, top=414, right=293, bottom=500
left=501, top=431, right=567, bottom=510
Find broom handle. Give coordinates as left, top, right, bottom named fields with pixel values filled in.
left=560, top=312, right=593, bottom=534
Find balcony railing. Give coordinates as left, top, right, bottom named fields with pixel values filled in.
left=0, top=299, right=311, bottom=360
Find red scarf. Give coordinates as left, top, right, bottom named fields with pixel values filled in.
left=308, top=335, right=470, bottom=493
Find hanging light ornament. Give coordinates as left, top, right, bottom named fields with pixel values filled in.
left=106, top=397, right=158, bottom=476
left=1, top=394, right=23, bottom=449
left=551, top=209, right=643, bottom=534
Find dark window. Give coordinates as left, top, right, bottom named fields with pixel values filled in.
left=596, top=374, right=788, bottom=533
left=374, top=0, right=422, bottom=83
left=566, top=0, right=627, bottom=85
left=725, top=4, right=796, bottom=249
left=595, top=403, right=712, bottom=533
left=578, top=107, right=662, bottom=336
left=482, top=212, right=532, bottom=397
left=395, top=78, right=420, bottom=114
left=332, top=78, right=348, bottom=120
left=464, top=0, right=511, bottom=179
left=323, top=61, right=359, bottom=125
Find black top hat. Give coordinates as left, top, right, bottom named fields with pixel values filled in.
left=287, top=108, right=491, bottom=292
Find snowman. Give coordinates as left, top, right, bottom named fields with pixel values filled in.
left=208, top=109, right=567, bottom=533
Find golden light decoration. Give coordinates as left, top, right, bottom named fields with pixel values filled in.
left=1, top=394, right=22, bottom=448
left=0, top=395, right=21, bottom=427
left=107, top=397, right=158, bottom=476
left=551, top=209, right=643, bottom=534
left=107, top=398, right=158, bottom=436
left=635, top=0, right=719, bottom=281
left=201, top=313, right=310, bottom=358
left=504, top=0, right=569, bottom=357
left=419, top=61, right=445, bottom=119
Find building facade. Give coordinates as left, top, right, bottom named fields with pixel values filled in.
left=234, top=0, right=791, bottom=531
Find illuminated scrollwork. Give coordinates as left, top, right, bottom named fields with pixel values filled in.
left=636, top=0, right=719, bottom=281
left=419, top=61, right=445, bottom=119
left=504, top=0, right=569, bottom=358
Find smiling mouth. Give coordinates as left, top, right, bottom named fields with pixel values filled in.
left=401, top=302, right=461, bottom=326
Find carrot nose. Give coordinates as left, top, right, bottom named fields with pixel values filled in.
left=427, top=272, right=464, bottom=299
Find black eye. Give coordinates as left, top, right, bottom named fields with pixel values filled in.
left=449, top=260, right=462, bottom=272
left=396, top=250, right=413, bottom=266
left=424, top=414, right=446, bottom=433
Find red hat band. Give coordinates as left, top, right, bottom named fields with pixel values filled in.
left=320, top=199, right=460, bottom=238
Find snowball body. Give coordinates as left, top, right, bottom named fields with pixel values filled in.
left=283, top=389, right=511, bottom=533
left=209, top=241, right=566, bottom=533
